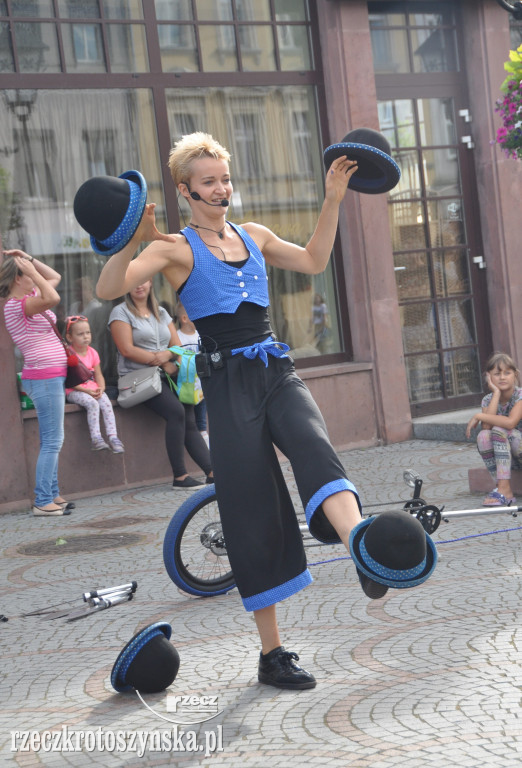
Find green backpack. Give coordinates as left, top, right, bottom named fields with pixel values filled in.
left=167, top=346, right=204, bottom=405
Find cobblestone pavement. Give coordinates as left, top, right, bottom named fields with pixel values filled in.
left=1, top=440, right=521, bottom=767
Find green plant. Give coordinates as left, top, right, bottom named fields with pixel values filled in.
left=495, top=43, right=522, bottom=159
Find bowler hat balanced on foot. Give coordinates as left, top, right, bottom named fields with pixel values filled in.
left=323, top=127, right=401, bottom=195
left=73, top=170, right=147, bottom=256
left=350, top=510, right=438, bottom=599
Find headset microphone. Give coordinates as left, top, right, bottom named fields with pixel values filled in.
left=190, top=191, right=229, bottom=208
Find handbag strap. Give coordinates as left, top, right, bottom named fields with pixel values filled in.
left=42, top=310, right=68, bottom=351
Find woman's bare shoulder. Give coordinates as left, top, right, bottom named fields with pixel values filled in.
left=240, top=221, right=273, bottom=247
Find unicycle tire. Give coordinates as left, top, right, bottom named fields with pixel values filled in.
left=163, top=484, right=236, bottom=597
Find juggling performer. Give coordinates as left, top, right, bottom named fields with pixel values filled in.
left=74, top=129, right=436, bottom=691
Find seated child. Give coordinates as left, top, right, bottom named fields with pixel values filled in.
left=176, top=302, right=209, bottom=447
left=64, top=315, right=124, bottom=453
left=466, top=352, right=522, bottom=506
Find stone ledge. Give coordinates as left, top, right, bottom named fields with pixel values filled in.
left=468, top=467, right=522, bottom=494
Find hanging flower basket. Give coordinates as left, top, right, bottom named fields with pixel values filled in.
left=494, top=43, right=522, bottom=159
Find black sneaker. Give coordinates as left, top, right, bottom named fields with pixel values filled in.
left=258, top=646, right=316, bottom=690
left=172, top=476, right=206, bottom=490
left=356, top=567, right=389, bottom=599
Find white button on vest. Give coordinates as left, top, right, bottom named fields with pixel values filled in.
left=239, top=281, right=245, bottom=287
left=237, top=270, right=243, bottom=277
left=242, top=291, right=248, bottom=298
left=254, top=275, right=258, bottom=280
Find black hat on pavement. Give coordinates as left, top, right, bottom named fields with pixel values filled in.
left=111, top=621, right=180, bottom=693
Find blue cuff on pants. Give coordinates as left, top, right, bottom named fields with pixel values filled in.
left=306, top=478, right=360, bottom=544
left=242, top=568, right=313, bottom=611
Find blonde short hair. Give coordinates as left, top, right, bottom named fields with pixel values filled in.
left=168, top=132, right=231, bottom=187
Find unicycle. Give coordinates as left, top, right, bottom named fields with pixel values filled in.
left=162, top=470, right=442, bottom=598
left=163, top=484, right=236, bottom=597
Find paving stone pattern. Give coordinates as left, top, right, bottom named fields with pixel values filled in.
left=1, top=440, right=521, bottom=767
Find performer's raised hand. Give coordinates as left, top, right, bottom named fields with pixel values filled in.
left=325, top=155, right=358, bottom=204
left=135, top=203, right=176, bottom=244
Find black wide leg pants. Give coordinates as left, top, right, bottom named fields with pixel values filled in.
left=202, top=353, right=360, bottom=611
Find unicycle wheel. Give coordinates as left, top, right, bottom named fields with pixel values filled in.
left=163, top=484, right=236, bottom=597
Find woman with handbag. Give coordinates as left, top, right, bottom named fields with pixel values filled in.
left=0, top=250, right=73, bottom=516
left=108, top=280, right=212, bottom=489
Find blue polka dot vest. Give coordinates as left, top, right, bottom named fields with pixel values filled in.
left=179, top=222, right=269, bottom=320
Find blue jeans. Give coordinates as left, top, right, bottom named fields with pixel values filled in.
left=22, top=377, right=65, bottom=506
left=194, top=398, right=207, bottom=433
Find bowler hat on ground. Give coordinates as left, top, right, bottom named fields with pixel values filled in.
left=349, top=510, right=437, bottom=589
left=323, top=128, right=401, bottom=195
left=111, top=621, right=180, bottom=693
left=73, top=170, right=147, bottom=256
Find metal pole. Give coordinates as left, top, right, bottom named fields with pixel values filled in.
left=442, top=505, right=521, bottom=520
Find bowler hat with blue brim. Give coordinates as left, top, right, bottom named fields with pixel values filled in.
left=111, top=621, right=180, bottom=693
left=323, top=128, right=401, bottom=195
left=73, top=170, right=147, bottom=256
left=349, top=510, right=437, bottom=590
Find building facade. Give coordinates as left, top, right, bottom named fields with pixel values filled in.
left=1, top=0, right=521, bottom=510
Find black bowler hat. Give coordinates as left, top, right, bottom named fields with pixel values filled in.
left=73, top=170, right=147, bottom=256
left=323, top=128, right=401, bottom=195
left=111, top=621, right=180, bottom=693
left=349, top=510, right=437, bottom=589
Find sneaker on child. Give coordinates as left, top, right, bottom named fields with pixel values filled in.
left=108, top=437, right=125, bottom=454
left=91, top=438, right=109, bottom=451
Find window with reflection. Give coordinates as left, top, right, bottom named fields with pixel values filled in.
left=14, top=128, right=57, bottom=201
left=82, top=129, right=117, bottom=176
left=63, top=24, right=105, bottom=71
left=13, top=21, right=62, bottom=72
left=0, top=88, right=168, bottom=387
left=106, top=22, right=149, bottom=72
left=11, top=0, right=54, bottom=16
left=0, top=20, right=15, bottom=71
left=156, top=0, right=311, bottom=73
left=2, top=3, right=148, bottom=73
left=369, top=1, right=458, bottom=74
left=58, top=0, right=98, bottom=17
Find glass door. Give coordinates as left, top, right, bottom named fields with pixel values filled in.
left=370, top=1, right=492, bottom=415
left=378, top=93, right=491, bottom=413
